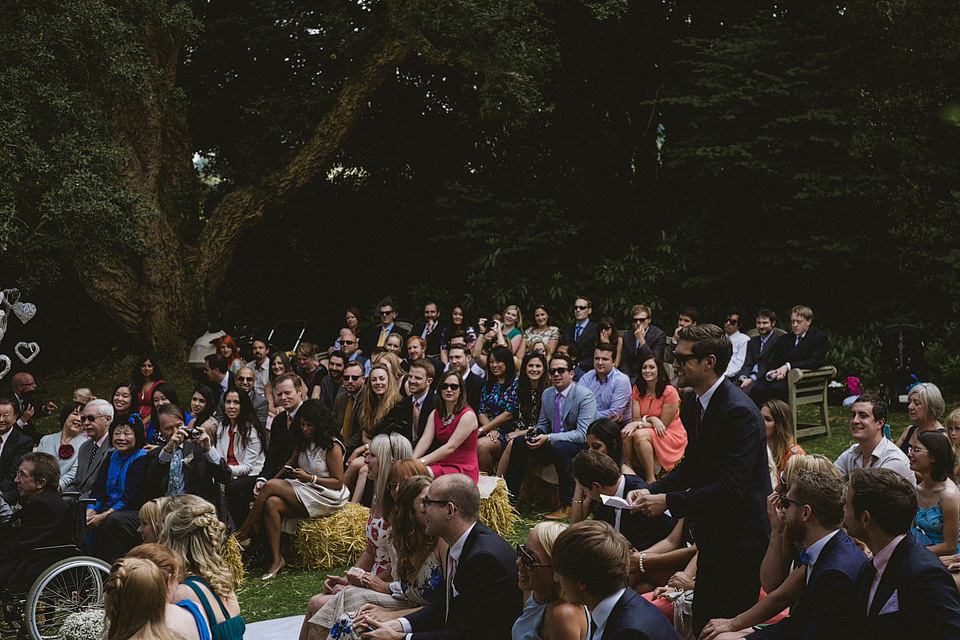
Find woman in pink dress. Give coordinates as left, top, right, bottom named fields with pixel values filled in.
left=621, top=353, right=687, bottom=483
left=413, top=370, right=479, bottom=481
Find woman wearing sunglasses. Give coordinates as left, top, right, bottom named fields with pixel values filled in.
left=412, top=370, right=479, bottom=482
left=513, top=521, right=588, bottom=640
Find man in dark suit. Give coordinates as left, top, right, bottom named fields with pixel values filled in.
left=203, top=353, right=234, bottom=402
left=552, top=520, right=679, bottom=640
left=394, top=359, right=438, bottom=447
left=570, top=451, right=675, bottom=552
left=0, top=397, right=36, bottom=505
left=409, top=301, right=446, bottom=358
left=629, top=324, right=771, bottom=635
left=750, top=305, right=828, bottom=404
left=846, top=468, right=960, bottom=640
left=504, top=353, right=597, bottom=519
left=447, top=345, right=483, bottom=411
left=360, top=299, right=409, bottom=354
left=336, top=361, right=366, bottom=459
left=0, top=452, right=70, bottom=590
left=560, top=296, right=599, bottom=374
left=663, top=306, right=698, bottom=366
left=11, top=372, right=57, bottom=444
left=141, top=404, right=232, bottom=514
left=360, top=473, right=522, bottom=640
left=736, top=309, right=781, bottom=394
left=700, top=469, right=867, bottom=640
left=314, top=350, right=347, bottom=411
left=65, top=399, right=114, bottom=498
left=621, top=304, right=667, bottom=383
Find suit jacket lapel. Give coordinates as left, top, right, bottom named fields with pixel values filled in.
left=600, top=590, right=632, bottom=640
left=869, top=537, right=910, bottom=618
left=561, top=384, right=576, bottom=424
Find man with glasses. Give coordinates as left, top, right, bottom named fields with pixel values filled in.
left=359, top=474, right=521, bottom=640
left=361, top=299, right=409, bottom=354
left=64, top=399, right=114, bottom=499
left=336, top=361, right=367, bottom=459
left=503, top=353, right=597, bottom=520
left=0, top=397, right=35, bottom=505
left=722, top=307, right=751, bottom=380
left=215, top=365, right=268, bottom=425
left=834, top=394, right=915, bottom=487
left=700, top=470, right=867, bottom=640
left=621, top=304, right=666, bottom=383
left=560, top=296, right=598, bottom=375
left=628, top=324, right=770, bottom=635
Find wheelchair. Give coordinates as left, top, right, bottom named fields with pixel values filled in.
left=0, top=494, right=111, bottom=640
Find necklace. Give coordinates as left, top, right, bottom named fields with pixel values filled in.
left=532, top=592, right=559, bottom=606
left=441, top=412, right=457, bottom=427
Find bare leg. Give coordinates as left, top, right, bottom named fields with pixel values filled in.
left=298, top=593, right=336, bottom=640
left=263, top=487, right=307, bottom=574
left=496, top=438, right=515, bottom=476
left=343, top=456, right=366, bottom=497
left=477, top=437, right=501, bottom=475
left=351, top=464, right=369, bottom=503
left=236, top=479, right=288, bottom=539
left=631, top=428, right=657, bottom=483
left=622, top=425, right=638, bottom=469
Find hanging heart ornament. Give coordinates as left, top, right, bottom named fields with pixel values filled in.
left=0, top=355, right=9, bottom=381
left=0, top=310, right=6, bottom=342
left=11, top=301, right=36, bottom=324
left=2, top=288, right=20, bottom=305
left=15, top=341, right=40, bottom=364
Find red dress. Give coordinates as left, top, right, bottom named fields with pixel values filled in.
left=428, top=407, right=479, bottom=482
left=631, top=384, right=688, bottom=471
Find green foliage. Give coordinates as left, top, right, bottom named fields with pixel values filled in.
left=824, top=329, right=882, bottom=389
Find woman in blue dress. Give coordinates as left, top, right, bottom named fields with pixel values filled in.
left=908, top=430, right=960, bottom=555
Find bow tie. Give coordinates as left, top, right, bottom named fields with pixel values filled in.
left=798, top=551, right=812, bottom=566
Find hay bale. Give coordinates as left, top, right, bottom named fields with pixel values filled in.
left=478, top=475, right=515, bottom=538
left=292, top=503, right=370, bottom=570
left=222, top=534, right=246, bottom=585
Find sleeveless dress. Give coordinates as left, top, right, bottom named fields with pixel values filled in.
left=631, top=385, right=687, bottom=470
left=317, top=550, right=444, bottom=640
left=912, top=503, right=960, bottom=553
left=899, top=424, right=947, bottom=456
left=287, top=443, right=351, bottom=517
left=182, top=576, right=244, bottom=640
left=177, top=599, right=213, bottom=640
left=512, top=595, right=588, bottom=640
left=428, top=407, right=479, bottom=481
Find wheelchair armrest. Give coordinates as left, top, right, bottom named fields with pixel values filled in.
left=32, top=544, right=80, bottom=554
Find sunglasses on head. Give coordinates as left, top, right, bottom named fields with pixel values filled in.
left=515, top=544, right=550, bottom=570
left=438, top=383, right=460, bottom=391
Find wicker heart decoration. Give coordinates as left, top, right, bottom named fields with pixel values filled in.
left=0, top=355, right=9, bottom=381
left=15, top=341, right=40, bottom=364
left=11, top=301, right=36, bottom=324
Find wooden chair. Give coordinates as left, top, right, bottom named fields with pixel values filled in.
left=788, top=366, right=837, bottom=439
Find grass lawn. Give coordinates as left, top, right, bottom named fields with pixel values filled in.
left=24, top=354, right=941, bottom=623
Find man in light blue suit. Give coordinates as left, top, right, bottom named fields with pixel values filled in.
left=504, top=353, right=597, bottom=519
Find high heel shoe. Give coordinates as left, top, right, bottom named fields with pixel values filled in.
left=234, top=534, right=252, bottom=550
left=261, top=557, right=286, bottom=581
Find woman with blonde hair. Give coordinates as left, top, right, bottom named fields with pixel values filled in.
left=343, top=364, right=404, bottom=494
left=137, top=497, right=169, bottom=544
left=104, top=556, right=179, bottom=640
left=161, top=495, right=245, bottom=640
left=126, top=543, right=210, bottom=640
left=503, top=305, right=526, bottom=358
left=512, top=521, right=588, bottom=640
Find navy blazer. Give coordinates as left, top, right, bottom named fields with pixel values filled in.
left=621, top=325, right=667, bottom=381
left=750, top=529, right=866, bottom=640
left=767, top=329, right=827, bottom=373
left=463, top=371, right=485, bottom=414
left=0, top=488, right=70, bottom=564
left=260, top=408, right=299, bottom=481
left=406, top=521, right=522, bottom=640
left=736, top=332, right=781, bottom=380
left=0, top=428, right=34, bottom=504
left=561, top=320, right=599, bottom=372
left=395, top=391, right=439, bottom=446
left=410, top=320, right=446, bottom=357
left=536, top=382, right=597, bottom=444
left=600, top=588, right=680, bottom=640
left=649, top=378, right=771, bottom=556
left=854, top=534, right=960, bottom=640
left=594, top=475, right=676, bottom=552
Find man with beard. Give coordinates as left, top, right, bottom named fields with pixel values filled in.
left=699, top=470, right=867, bottom=639
left=313, top=350, right=347, bottom=411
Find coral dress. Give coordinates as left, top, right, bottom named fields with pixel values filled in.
left=428, top=407, right=479, bottom=482
left=632, top=385, right=687, bottom=471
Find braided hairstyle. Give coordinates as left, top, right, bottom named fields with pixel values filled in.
left=104, top=557, right=178, bottom=640
left=158, top=495, right=234, bottom=599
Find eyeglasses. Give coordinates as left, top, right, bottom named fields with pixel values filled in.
left=439, top=383, right=460, bottom=391
left=633, top=317, right=649, bottom=323
left=344, top=375, right=362, bottom=381
left=908, top=446, right=929, bottom=454
left=548, top=367, right=569, bottom=375
left=573, top=305, right=589, bottom=311
left=725, top=318, right=739, bottom=325
left=672, top=351, right=698, bottom=366
left=515, top=544, right=551, bottom=570
left=82, top=415, right=102, bottom=422
left=237, top=376, right=254, bottom=382
left=779, top=495, right=806, bottom=509
left=341, top=340, right=356, bottom=345
left=380, top=310, right=395, bottom=316
left=421, top=496, right=450, bottom=509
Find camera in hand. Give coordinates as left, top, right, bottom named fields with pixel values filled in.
left=184, top=428, right=202, bottom=440
left=526, top=427, right=546, bottom=441
left=484, top=320, right=497, bottom=330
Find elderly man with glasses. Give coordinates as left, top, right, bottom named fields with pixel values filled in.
left=63, top=399, right=115, bottom=499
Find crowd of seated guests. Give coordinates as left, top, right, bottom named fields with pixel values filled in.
left=9, top=297, right=960, bottom=639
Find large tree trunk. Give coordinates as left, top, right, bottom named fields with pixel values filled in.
left=74, top=11, right=412, bottom=362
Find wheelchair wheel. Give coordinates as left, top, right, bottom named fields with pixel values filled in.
left=25, top=556, right=110, bottom=640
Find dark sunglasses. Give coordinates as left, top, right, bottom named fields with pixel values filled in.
left=341, top=340, right=357, bottom=345
left=633, top=317, right=649, bottom=322
left=344, top=375, right=363, bottom=381
left=725, top=317, right=740, bottom=325
left=573, top=305, right=589, bottom=311
left=82, top=414, right=101, bottom=422
left=779, top=495, right=806, bottom=509
left=672, top=351, right=698, bottom=366
left=548, top=367, right=569, bottom=375
left=237, top=376, right=254, bottom=382
left=421, top=497, right=450, bottom=508
left=380, top=310, right=395, bottom=316
left=438, top=383, right=460, bottom=391
left=515, top=544, right=550, bottom=570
